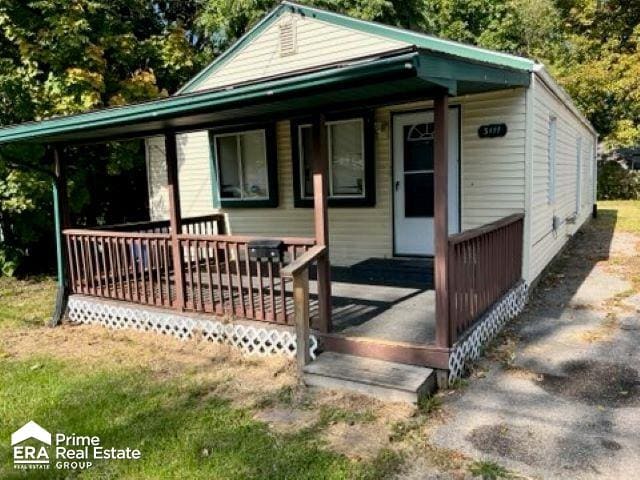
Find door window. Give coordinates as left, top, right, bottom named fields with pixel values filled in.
left=403, top=123, right=434, bottom=217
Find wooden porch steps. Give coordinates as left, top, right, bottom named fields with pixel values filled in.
left=303, top=352, right=436, bottom=404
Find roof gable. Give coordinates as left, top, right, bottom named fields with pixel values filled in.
left=181, top=4, right=407, bottom=93
left=180, top=1, right=534, bottom=94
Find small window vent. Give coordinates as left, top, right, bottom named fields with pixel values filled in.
left=279, top=17, right=297, bottom=57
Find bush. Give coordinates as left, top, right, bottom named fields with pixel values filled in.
left=0, top=246, right=21, bottom=277
left=598, top=161, right=640, bottom=200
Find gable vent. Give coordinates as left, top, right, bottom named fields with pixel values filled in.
left=278, top=17, right=297, bottom=57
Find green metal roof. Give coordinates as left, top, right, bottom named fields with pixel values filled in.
left=180, top=1, right=535, bottom=93
left=0, top=47, right=530, bottom=145
left=0, top=51, right=421, bottom=144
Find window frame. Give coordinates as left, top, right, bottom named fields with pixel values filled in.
left=548, top=115, right=557, bottom=204
left=291, top=110, right=376, bottom=208
left=209, top=123, right=278, bottom=208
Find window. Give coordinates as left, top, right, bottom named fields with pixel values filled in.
left=548, top=116, right=557, bottom=204
left=576, top=136, right=582, bottom=214
left=292, top=113, right=375, bottom=207
left=211, top=125, right=278, bottom=207
left=403, top=122, right=435, bottom=217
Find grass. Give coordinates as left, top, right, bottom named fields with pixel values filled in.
left=0, top=276, right=56, bottom=329
left=0, top=354, right=397, bottom=480
left=0, top=277, right=406, bottom=479
left=597, top=200, right=640, bottom=234
left=469, top=460, right=511, bottom=479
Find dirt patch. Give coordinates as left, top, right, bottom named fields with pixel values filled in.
left=322, top=422, right=391, bottom=460
left=540, top=360, right=640, bottom=407
left=0, top=323, right=297, bottom=409
left=467, top=423, right=541, bottom=466
left=254, top=408, right=319, bottom=434
left=599, top=438, right=623, bottom=451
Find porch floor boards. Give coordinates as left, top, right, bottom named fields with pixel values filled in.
left=72, top=257, right=437, bottom=344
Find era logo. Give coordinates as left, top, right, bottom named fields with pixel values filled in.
left=11, top=421, right=51, bottom=469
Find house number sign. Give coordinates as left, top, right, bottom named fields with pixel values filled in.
left=478, top=123, right=508, bottom=138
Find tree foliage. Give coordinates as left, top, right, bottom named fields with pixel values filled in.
left=0, top=0, right=639, bottom=274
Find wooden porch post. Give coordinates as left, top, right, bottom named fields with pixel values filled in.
left=51, top=145, right=70, bottom=326
left=434, top=94, right=451, bottom=349
left=164, top=131, right=185, bottom=310
left=312, top=114, right=332, bottom=333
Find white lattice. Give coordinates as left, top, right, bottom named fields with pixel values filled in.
left=66, top=296, right=318, bottom=359
left=448, top=281, right=528, bottom=383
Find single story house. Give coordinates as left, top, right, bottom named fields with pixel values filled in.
left=0, top=2, right=597, bottom=400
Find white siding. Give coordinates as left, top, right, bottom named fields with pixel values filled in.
left=146, top=137, right=168, bottom=221
left=145, top=131, right=215, bottom=220
left=190, top=12, right=406, bottom=92
left=145, top=90, right=528, bottom=266
left=529, top=74, right=597, bottom=282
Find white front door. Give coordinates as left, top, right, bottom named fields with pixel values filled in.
left=393, top=109, right=460, bottom=256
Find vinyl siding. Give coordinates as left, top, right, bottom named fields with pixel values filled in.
left=146, top=131, right=214, bottom=220
left=191, top=12, right=407, bottom=92
left=529, top=74, right=597, bottom=282
left=145, top=89, right=528, bottom=266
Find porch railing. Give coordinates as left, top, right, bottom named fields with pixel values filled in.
left=178, top=233, right=315, bottom=322
left=63, top=225, right=316, bottom=325
left=65, top=229, right=176, bottom=308
left=96, top=214, right=226, bottom=235
left=447, top=213, right=524, bottom=343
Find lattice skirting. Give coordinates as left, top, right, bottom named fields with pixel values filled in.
left=66, top=296, right=318, bottom=359
left=448, top=281, right=528, bottom=383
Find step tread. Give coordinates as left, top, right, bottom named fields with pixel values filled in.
left=303, top=352, right=434, bottom=393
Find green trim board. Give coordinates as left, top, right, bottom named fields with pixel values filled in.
left=180, top=1, right=534, bottom=94
left=0, top=50, right=531, bottom=146
left=0, top=51, right=421, bottom=145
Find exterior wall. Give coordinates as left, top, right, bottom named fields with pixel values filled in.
left=145, top=88, right=528, bottom=266
left=528, top=72, right=597, bottom=282
left=189, top=12, right=406, bottom=92
left=146, top=132, right=215, bottom=219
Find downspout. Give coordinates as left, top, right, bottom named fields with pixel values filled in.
left=50, top=162, right=67, bottom=326
left=6, top=148, right=68, bottom=326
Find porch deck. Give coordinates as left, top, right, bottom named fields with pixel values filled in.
left=330, top=258, right=435, bottom=344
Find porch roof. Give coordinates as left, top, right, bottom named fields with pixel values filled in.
left=0, top=47, right=530, bottom=146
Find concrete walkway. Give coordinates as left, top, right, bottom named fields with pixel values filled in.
left=430, top=212, right=640, bottom=479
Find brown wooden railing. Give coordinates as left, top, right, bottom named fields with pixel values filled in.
left=97, top=214, right=226, bottom=235
left=64, top=227, right=316, bottom=325
left=447, top=213, right=524, bottom=343
left=177, top=234, right=315, bottom=323
left=282, top=245, right=327, bottom=371
left=65, top=229, right=176, bottom=307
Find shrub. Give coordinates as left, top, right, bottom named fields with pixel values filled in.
left=598, top=161, right=640, bottom=200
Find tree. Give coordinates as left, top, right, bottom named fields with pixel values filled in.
left=0, top=0, right=202, bottom=274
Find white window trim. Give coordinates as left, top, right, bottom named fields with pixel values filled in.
left=213, top=129, right=269, bottom=201
left=298, top=118, right=366, bottom=200
left=548, top=115, right=557, bottom=204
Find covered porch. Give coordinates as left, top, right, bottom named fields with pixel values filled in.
left=0, top=47, right=528, bottom=375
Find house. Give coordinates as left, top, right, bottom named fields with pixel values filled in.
left=0, top=2, right=597, bottom=401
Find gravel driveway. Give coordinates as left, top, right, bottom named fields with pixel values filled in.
left=430, top=211, right=640, bottom=479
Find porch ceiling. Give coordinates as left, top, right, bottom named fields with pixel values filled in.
left=0, top=48, right=530, bottom=146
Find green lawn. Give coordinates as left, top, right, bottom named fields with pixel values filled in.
left=0, top=278, right=401, bottom=479
left=597, top=200, right=640, bottom=234
left=0, top=357, right=383, bottom=479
